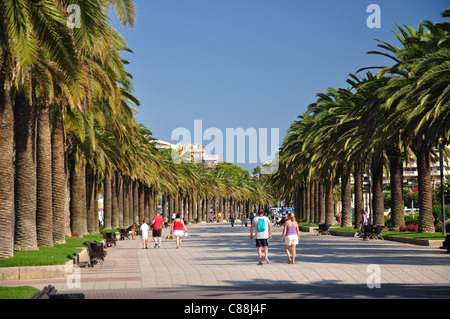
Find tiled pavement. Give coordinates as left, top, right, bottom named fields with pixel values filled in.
left=1, top=222, right=450, bottom=299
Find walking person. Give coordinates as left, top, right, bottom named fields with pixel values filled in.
left=250, top=209, right=272, bottom=265
left=170, top=214, right=188, bottom=249
left=230, top=211, right=235, bottom=227
left=281, top=213, right=300, bottom=264
left=150, top=211, right=164, bottom=248
left=140, top=220, right=149, bottom=249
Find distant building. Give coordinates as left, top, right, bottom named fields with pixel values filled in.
left=401, top=153, right=450, bottom=190
left=348, top=148, right=450, bottom=191
left=176, top=143, right=219, bottom=169
left=154, top=140, right=177, bottom=150
left=154, top=140, right=219, bottom=169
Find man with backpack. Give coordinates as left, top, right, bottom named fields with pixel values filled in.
left=250, top=209, right=272, bottom=265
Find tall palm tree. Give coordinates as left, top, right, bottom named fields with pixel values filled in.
left=364, top=20, right=448, bottom=232
left=0, top=0, right=81, bottom=255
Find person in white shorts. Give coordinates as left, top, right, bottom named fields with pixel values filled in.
left=281, top=213, right=300, bottom=264
left=140, top=220, right=149, bottom=249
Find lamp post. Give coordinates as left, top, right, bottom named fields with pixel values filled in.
left=439, top=138, right=446, bottom=236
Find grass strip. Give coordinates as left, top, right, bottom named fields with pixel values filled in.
left=299, top=223, right=446, bottom=241
left=0, top=233, right=106, bottom=268
left=0, top=286, right=41, bottom=299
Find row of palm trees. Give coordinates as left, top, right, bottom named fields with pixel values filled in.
left=0, top=1, right=273, bottom=259
left=0, top=0, right=139, bottom=259
left=271, top=9, right=449, bottom=233
left=102, top=159, right=273, bottom=231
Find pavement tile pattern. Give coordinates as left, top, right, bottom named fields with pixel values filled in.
left=1, top=222, right=449, bottom=299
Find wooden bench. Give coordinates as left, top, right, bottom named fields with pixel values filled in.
left=118, top=228, right=130, bottom=240
left=31, top=285, right=85, bottom=299
left=101, top=231, right=117, bottom=247
left=31, top=285, right=57, bottom=299
left=83, top=241, right=107, bottom=267
left=314, top=223, right=331, bottom=236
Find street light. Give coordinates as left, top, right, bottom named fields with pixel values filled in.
left=439, top=138, right=446, bottom=236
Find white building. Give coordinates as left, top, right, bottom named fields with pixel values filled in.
left=176, top=143, right=219, bottom=169
left=154, top=140, right=177, bottom=150
left=154, top=140, right=219, bottom=169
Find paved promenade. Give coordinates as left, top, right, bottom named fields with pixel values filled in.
left=1, top=222, right=449, bottom=299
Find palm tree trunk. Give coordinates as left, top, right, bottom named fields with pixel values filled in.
left=168, top=194, right=174, bottom=219
left=138, top=182, right=145, bottom=222
left=220, top=197, right=225, bottom=218
left=142, top=185, right=149, bottom=222
left=417, top=138, right=434, bottom=233
left=305, top=181, right=311, bottom=223
left=188, top=196, right=193, bottom=221
left=85, top=163, right=97, bottom=234
left=103, top=171, right=112, bottom=229
left=325, top=179, right=334, bottom=225
left=0, top=66, right=15, bottom=258
left=184, top=196, right=189, bottom=220
left=313, top=181, right=319, bottom=223
left=65, top=179, right=71, bottom=237
left=213, top=196, right=218, bottom=216
left=178, top=193, right=183, bottom=216
left=70, top=154, right=87, bottom=236
left=341, top=174, right=352, bottom=227
left=133, top=180, right=139, bottom=222
left=202, top=198, right=207, bottom=219
left=51, top=106, right=67, bottom=244
left=196, top=197, right=201, bottom=220
left=163, top=193, right=168, bottom=222
left=111, top=172, right=118, bottom=228
left=36, top=104, right=53, bottom=247
left=353, top=164, right=364, bottom=229
left=174, top=194, right=179, bottom=216
left=309, top=181, right=315, bottom=223
left=116, top=172, right=123, bottom=228
left=372, top=152, right=385, bottom=226
left=293, top=186, right=298, bottom=220
left=123, top=177, right=130, bottom=227
left=300, top=184, right=306, bottom=220
left=14, top=91, right=38, bottom=251
left=318, top=183, right=326, bottom=224
left=388, top=149, right=405, bottom=230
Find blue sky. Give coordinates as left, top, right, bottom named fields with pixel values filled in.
left=113, top=0, right=448, bottom=173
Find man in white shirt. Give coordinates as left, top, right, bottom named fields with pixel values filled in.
left=250, top=209, right=272, bottom=265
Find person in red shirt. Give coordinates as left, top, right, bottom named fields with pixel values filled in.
left=150, top=211, right=164, bottom=248
left=170, top=214, right=188, bottom=249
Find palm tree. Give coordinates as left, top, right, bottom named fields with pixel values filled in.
left=52, top=106, right=68, bottom=244
left=0, top=0, right=81, bottom=255
left=36, top=101, right=54, bottom=247
left=13, top=89, right=38, bottom=250
left=364, top=20, right=449, bottom=232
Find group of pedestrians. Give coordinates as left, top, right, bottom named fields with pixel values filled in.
left=136, top=208, right=301, bottom=264
left=249, top=209, right=300, bottom=265
left=139, top=211, right=165, bottom=249
left=138, top=212, right=189, bottom=249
